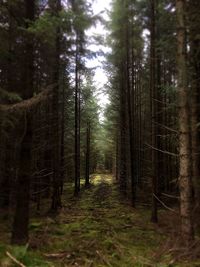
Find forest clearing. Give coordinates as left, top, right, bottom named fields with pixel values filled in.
left=0, top=174, right=199, bottom=267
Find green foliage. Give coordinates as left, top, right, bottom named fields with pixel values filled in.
left=0, top=244, right=51, bottom=267
left=0, top=175, right=199, bottom=266
left=28, top=12, right=57, bottom=43
left=10, top=244, right=29, bottom=261
left=0, top=88, right=22, bottom=104
left=27, top=10, right=72, bottom=45
left=29, top=221, right=43, bottom=231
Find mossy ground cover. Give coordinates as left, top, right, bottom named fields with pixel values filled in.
left=0, top=174, right=199, bottom=266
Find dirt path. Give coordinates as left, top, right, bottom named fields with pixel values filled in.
left=1, top=174, right=195, bottom=266
left=32, top=174, right=166, bottom=266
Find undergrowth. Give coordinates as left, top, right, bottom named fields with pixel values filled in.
left=0, top=174, right=199, bottom=266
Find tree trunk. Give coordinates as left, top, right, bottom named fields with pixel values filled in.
left=51, top=0, right=62, bottom=211
left=188, top=0, right=200, bottom=208
left=74, top=35, right=81, bottom=196
left=11, top=0, right=35, bottom=245
left=176, top=0, right=194, bottom=243
left=85, top=121, right=90, bottom=187
left=150, top=0, right=158, bottom=223
left=119, top=65, right=127, bottom=195
left=12, top=115, right=32, bottom=244
left=125, top=0, right=136, bottom=207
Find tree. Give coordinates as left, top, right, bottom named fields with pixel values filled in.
left=176, top=0, right=194, bottom=243
left=188, top=0, right=200, bottom=208
left=69, top=0, right=94, bottom=195
left=150, top=0, right=158, bottom=223
left=48, top=0, right=62, bottom=212
left=11, top=0, right=35, bottom=245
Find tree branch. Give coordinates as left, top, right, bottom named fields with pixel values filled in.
left=6, top=251, right=26, bottom=267
left=145, top=143, right=178, bottom=157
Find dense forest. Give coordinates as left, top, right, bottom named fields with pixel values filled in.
left=0, top=0, right=200, bottom=266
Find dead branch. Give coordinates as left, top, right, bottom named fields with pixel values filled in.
left=145, top=143, right=178, bottom=157
left=44, top=252, right=69, bottom=259
left=161, top=193, right=180, bottom=199
left=153, top=194, right=176, bottom=213
left=96, top=250, right=112, bottom=267
left=154, top=121, right=178, bottom=133
left=6, top=251, right=26, bottom=267
left=0, top=89, right=52, bottom=114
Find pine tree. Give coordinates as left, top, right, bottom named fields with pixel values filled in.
left=176, top=0, right=194, bottom=243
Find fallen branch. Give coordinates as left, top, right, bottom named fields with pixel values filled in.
left=6, top=251, right=26, bottom=267
left=96, top=250, right=112, bottom=267
left=44, top=252, right=69, bottom=259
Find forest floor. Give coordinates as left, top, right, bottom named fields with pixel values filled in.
left=0, top=174, right=200, bottom=267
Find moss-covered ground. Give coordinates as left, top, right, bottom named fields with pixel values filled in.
left=0, top=174, right=200, bottom=266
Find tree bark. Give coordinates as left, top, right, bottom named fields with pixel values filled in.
left=188, top=0, right=200, bottom=208
left=51, top=0, right=62, bottom=211
left=176, top=0, right=194, bottom=243
left=74, top=35, right=81, bottom=196
left=11, top=0, right=35, bottom=245
left=125, top=0, right=136, bottom=207
left=150, top=0, right=158, bottom=223
left=12, top=114, right=32, bottom=244
left=85, top=121, right=90, bottom=187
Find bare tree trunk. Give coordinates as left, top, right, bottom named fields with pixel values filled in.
left=74, top=36, right=80, bottom=196
left=85, top=121, right=90, bottom=187
left=51, top=0, right=62, bottom=211
left=60, top=81, right=65, bottom=195
left=176, top=0, right=194, bottom=243
left=12, top=114, right=32, bottom=244
left=150, top=0, right=158, bottom=223
left=125, top=0, right=135, bottom=207
left=11, top=0, right=35, bottom=245
left=119, top=65, right=127, bottom=195
left=188, top=0, right=200, bottom=208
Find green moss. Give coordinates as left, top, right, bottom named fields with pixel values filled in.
left=0, top=244, right=51, bottom=267
left=29, top=221, right=43, bottom=231
left=0, top=174, right=199, bottom=267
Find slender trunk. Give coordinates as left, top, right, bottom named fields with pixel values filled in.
left=74, top=35, right=80, bottom=196
left=119, top=65, right=127, bottom=194
left=189, top=0, right=200, bottom=207
left=190, top=69, right=199, bottom=206
left=176, top=0, right=194, bottom=243
left=51, top=0, right=62, bottom=211
left=60, top=79, right=65, bottom=195
left=12, top=115, right=32, bottom=244
left=78, top=77, right=81, bottom=191
left=150, top=0, right=158, bottom=223
left=126, top=2, right=136, bottom=206
left=115, top=136, right=119, bottom=181
left=85, top=121, right=90, bottom=187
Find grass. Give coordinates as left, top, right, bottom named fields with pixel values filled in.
left=0, top=174, right=199, bottom=266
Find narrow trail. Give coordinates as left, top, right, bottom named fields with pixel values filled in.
left=1, top=174, right=191, bottom=266
left=28, top=174, right=167, bottom=267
